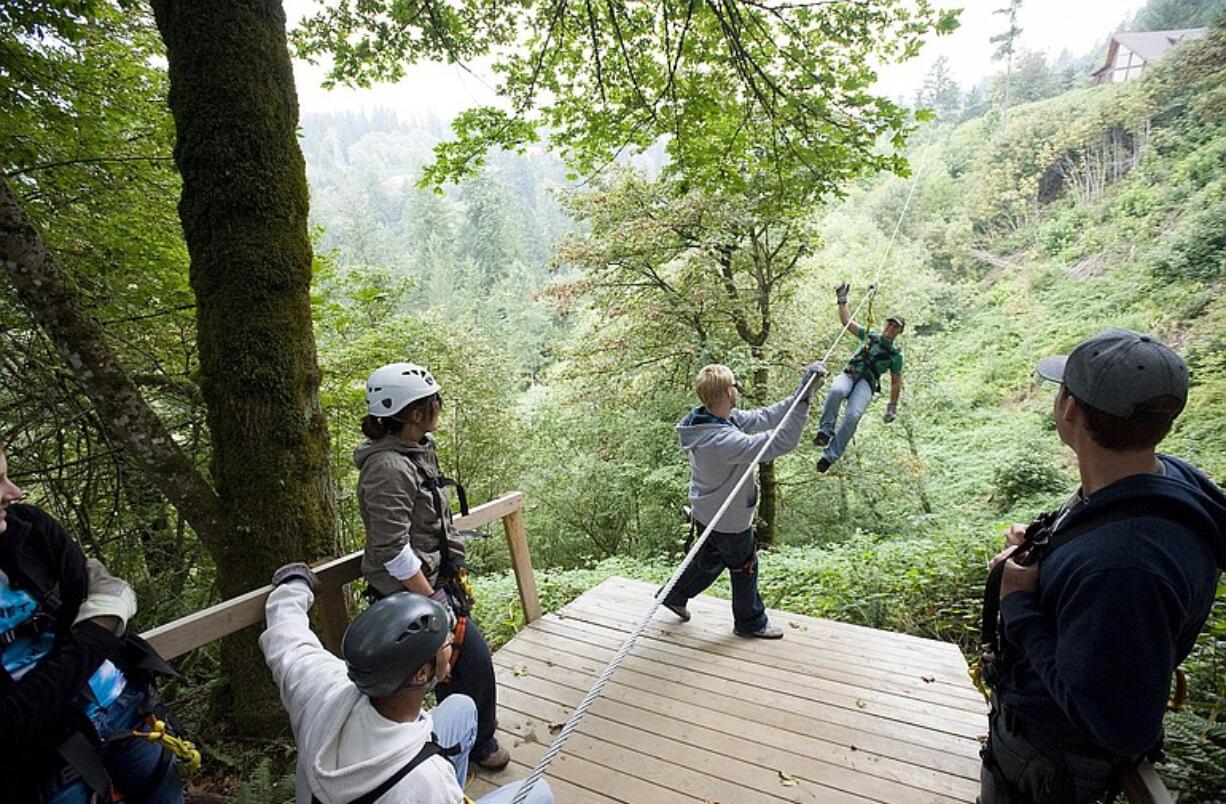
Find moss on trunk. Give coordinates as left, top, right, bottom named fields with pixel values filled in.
left=151, top=0, right=338, bottom=734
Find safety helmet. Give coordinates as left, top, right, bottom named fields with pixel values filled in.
left=365, top=363, right=441, bottom=417
left=342, top=592, right=448, bottom=698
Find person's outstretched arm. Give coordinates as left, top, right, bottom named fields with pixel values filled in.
left=836, top=283, right=863, bottom=338
left=259, top=566, right=349, bottom=734
left=734, top=363, right=827, bottom=433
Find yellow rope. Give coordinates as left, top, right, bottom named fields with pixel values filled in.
left=132, top=719, right=202, bottom=775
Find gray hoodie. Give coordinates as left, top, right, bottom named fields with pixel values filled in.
left=353, top=435, right=464, bottom=596
left=676, top=391, right=812, bottom=533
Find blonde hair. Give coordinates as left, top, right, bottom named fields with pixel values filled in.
left=695, top=364, right=735, bottom=408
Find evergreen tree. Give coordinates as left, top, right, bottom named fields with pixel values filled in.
left=918, top=56, right=962, bottom=121
left=991, top=0, right=1025, bottom=131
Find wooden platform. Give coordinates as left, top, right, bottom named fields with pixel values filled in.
left=468, top=576, right=987, bottom=803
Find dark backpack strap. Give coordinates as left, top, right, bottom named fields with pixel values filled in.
left=314, top=738, right=459, bottom=804
left=57, top=731, right=113, bottom=799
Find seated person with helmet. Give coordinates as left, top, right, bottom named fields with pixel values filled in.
left=0, top=442, right=185, bottom=803
left=260, top=562, right=554, bottom=804
left=814, top=282, right=905, bottom=473
left=979, top=330, right=1225, bottom=803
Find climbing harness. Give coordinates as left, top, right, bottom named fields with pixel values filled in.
left=131, top=716, right=202, bottom=775
left=508, top=137, right=937, bottom=804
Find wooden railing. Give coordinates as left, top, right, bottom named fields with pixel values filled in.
left=141, top=492, right=540, bottom=660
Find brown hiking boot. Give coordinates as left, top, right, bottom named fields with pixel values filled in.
left=475, top=743, right=511, bottom=771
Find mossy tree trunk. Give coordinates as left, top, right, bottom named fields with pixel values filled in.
left=750, top=355, right=778, bottom=547
left=150, top=0, right=338, bottom=733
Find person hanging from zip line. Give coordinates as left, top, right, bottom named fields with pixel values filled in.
left=977, top=330, right=1225, bottom=804
left=0, top=441, right=188, bottom=803
left=660, top=361, right=828, bottom=639
left=354, top=363, right=509, bottom=772
left=260, top=564, right=555, bottom=804
left=814, top=282, right=905, bottom=473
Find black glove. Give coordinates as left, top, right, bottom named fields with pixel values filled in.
left=835, top=283, right=850, bottom=305
left=272, top=562, right=319, bottom=592
left=884, top=402, right=898, bottom=424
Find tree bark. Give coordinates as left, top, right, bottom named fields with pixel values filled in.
left=0, top=176, right=226, bottom=550
left=150, top=0, right=338, bottom=733
left=750, top=353, right=776, bottom=547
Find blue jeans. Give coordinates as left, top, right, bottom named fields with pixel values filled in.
left=432, top=694, right=555, bottom=804
left=664, top=525, right=768, bottom=633
left=818, top=372, right=874, bottom=464
left=45, top=685, right=182, bottom=804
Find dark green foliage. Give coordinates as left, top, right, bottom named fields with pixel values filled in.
left=990, top=448, right=1069, bottom=512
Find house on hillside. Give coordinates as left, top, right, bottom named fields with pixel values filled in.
left=1092, top=28, right=1208, bottom=84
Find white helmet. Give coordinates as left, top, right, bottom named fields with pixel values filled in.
left=365, top=363, right=441, bottom=417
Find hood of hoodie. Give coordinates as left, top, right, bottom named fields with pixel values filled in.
left=1060, top=454, right=1226, bottom=570
left=304, top=692, right=459, bottom=803
left=353, top=435, right=432, bottom=471
left=676, top=407, right=736, bottom=451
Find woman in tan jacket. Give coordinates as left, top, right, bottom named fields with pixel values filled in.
left=354, top=362, right=509, bottom=771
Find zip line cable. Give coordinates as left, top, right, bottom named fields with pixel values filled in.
left=508, top=138, right=934, bottom=804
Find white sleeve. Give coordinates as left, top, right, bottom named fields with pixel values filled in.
left=73, top=559, right=138, bottom=634
left=383, top=541, right=423, bottom=581
left=259, top=583, right=350, bottom=733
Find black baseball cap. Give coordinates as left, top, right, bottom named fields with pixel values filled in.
left=1036, top=328, right=1188, bottom=418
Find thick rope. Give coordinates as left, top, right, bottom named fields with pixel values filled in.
left=509, top=137, right=933, bottom=804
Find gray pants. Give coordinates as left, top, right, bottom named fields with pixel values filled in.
left=979, top=708, right=1122, bottom=803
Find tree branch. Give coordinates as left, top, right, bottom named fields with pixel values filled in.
left=0, top=175, right=226, bottom=552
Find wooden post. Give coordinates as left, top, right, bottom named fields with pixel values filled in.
left=314, top=584, right=350, bottom=656
left=502, top=507, right=542, bottom=623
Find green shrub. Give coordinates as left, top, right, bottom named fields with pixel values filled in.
left=990, top=448, right=1067, bottom=512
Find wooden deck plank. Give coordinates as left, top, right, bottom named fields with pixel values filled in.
left=551, top=601, right=986, bottom=711
left=596, top=578, right=974, bottom=675
left=494, top=680, right=948, bottom=804
left=495, top=704, right=808, bottom=803
left=493, top=656, right=976, bottom=802
left=518, top=616, right=985, bottom=739
left=606, top=577, right=969, bottom=659
left=580, top=584, right=981, bottom=689
left=472, top=576, right=988, bottom=803
left=496, top=626, right=981, bottom=776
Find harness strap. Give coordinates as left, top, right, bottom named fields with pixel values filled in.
left=0, top=610, right=54, bottom=646
left=56, top=731, right=113, bottom=800
left=313, top=737, right=460, bottom=804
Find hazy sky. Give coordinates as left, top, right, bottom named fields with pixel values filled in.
left=287, top=0, right=1151, bottom=121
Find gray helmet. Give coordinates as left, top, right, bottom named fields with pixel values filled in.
left=342, top=592, right=448, bottom=698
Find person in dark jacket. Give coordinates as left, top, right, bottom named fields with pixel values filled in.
left=0, top=443, right=184, bottom=803
left=981, top=330, right=1226, bottom=803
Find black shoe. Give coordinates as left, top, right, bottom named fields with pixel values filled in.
left=814, top=431, right=831, bottom=447
left=816, top=457, right=832, bottom=473
left=662, top=602, right=691, bottom=622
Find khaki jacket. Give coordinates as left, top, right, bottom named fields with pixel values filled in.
left=354, top=435, right=465, bottom=596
